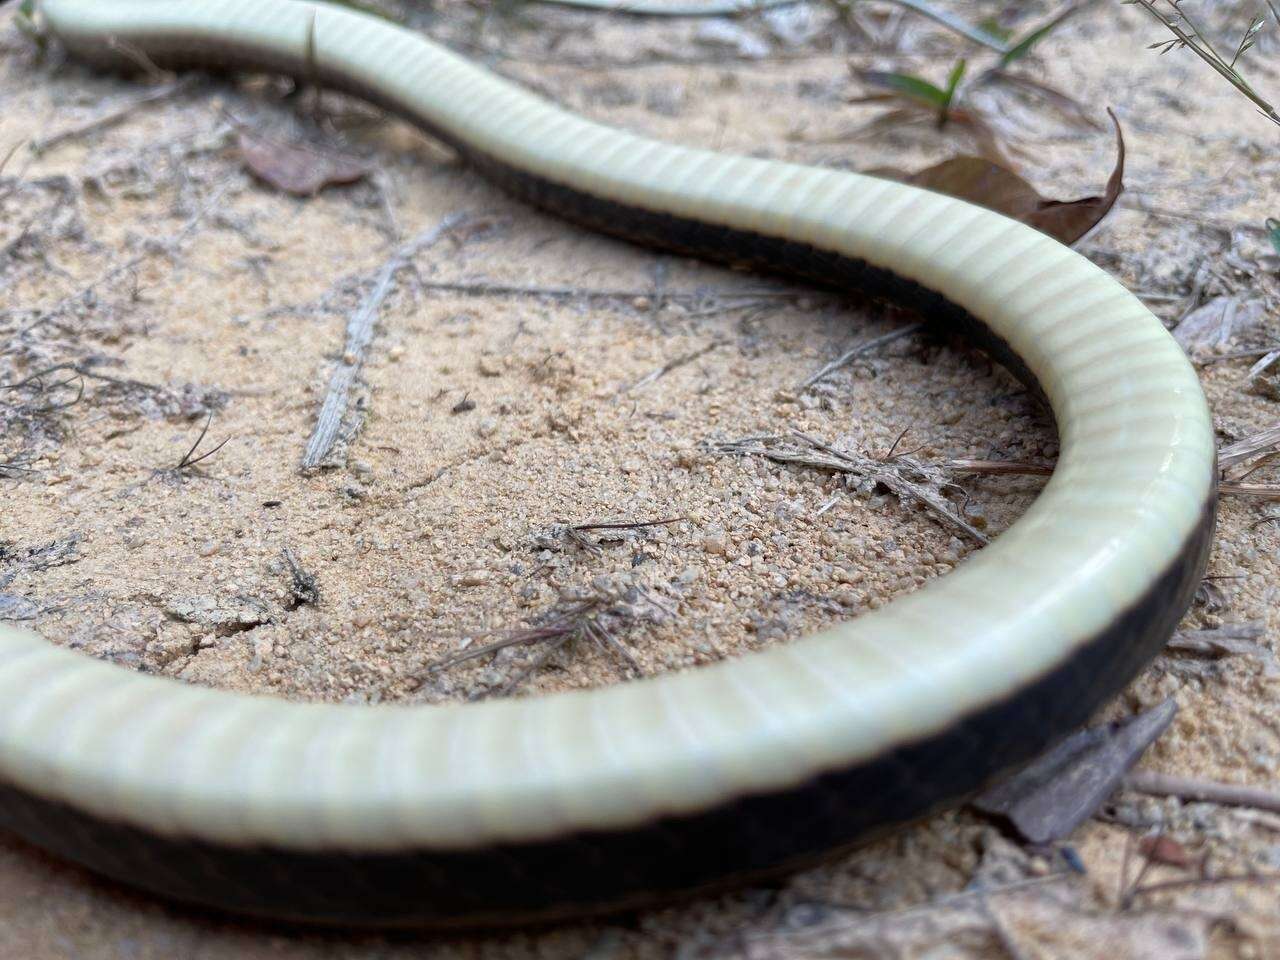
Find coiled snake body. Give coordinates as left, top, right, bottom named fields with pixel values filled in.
left=4, top=0, right=1216, bottom=928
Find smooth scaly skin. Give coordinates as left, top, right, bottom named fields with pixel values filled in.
left=4, top=0, right=1217, bottom=928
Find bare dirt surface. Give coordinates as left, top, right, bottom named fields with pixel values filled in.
left=1, top=1, right=1279, bottom=957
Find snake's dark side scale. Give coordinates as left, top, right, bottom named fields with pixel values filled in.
left=0, top=0, right=1215, bottom=928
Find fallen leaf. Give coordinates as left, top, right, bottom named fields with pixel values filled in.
left=236, top=128, right=370, bottom=196
left=869, top=109, right=1125, bottom=244
left=971, top=699, right=1176, bottom=845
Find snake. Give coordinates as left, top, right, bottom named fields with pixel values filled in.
left=4, top=0, right=1215, bottom=929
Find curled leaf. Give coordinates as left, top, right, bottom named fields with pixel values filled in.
left=236, top=128, right=370, bottom=197
left=870, top=109, right=1125, bottom=245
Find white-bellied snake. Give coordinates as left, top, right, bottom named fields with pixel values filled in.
left=2, top=0, right=1217, bottom=928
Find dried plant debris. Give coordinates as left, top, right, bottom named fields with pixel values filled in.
left=797, top=322, right=924, bottom=391
left=1218, top=423, right=1280, bottom=472
left=281, top=548, right=320, bottom=609
left=1125, top=770, right=1280, bottom=817
left=301, top=213, right=468, bottom=470
left=708, top=872, right=1210, bottom=960
left=163, top=595, right=274, bottom=638
left=31, top=78, right=197, bottom=155
left=0, top=535, right=81, bottom=621
left=0, top=535, right=82, bottom=576
left=0, top=174, right=87, bottom=285
left=236, top=127, right=371, bottom=196
left=1249, top=352, right=1280, bottom=401
left=713, top=431, right=989, bottom=544
left=8, top=360, right=223, bottom=419
left=163, top=411, right=231, bottom=478
left=870, top=111, right=1125, bottom=245
left=0, top=361, right=84, bottom=460
left=1165, top=621, right=1277, bottom=677
left=972, top=699, right=1176, bottom=845
left=1173, top=295, right=1268, bottom=360
left=417, top=575, right=677, bottom=698
left=0, top=594, right=40, bottom=621
left=533, top=517, right=684, bottom=557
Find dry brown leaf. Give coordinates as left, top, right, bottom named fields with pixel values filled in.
left=870, top=109, right=1125, bottom=245
left=971, top=699, right=1176, bottom=845
left=236, top=128, right=370, bottom=196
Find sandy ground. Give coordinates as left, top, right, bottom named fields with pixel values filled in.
left=1, top=0, right=1279, bottom=956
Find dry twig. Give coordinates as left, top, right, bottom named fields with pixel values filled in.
left=31, top=77, right=195, bottom=154
left=300, top=212, right=468, bottom=469
left=797, top=322, right=924, bottom=391
left=713, top=431, right=989, bottom=544
left=1125, top=769, right=1280, bottom=815
left=418, top=576, right=672, bottom=697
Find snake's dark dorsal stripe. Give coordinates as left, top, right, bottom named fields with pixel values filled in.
left=1, top=0, right=1216, bottom=927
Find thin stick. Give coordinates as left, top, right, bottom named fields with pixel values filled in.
left=1125, top=769, right=1280, bottom=814
left=410, top=278, right=803, bottom=304
left=32, top=78, right=194, bottom=154
left=625, top=341, right=722, bottom=392
left=945, top=458, right=1053, bottom=476
left=1219, top=425, right=1280, bottom=470
left=1221, top=481, right=1280, bottom=500
left=570, top=517, right=684, bottom=532
left=300, top=212, right=467, bottom=470
left=797, top=322, right=924, bottom=391
left=717, top=432, right=988, bottom=544
left=174, top=411, right=230, bottom=471
left=22, top=182, right=229, bottom=335
left=799, top=431, right=989, bottom=544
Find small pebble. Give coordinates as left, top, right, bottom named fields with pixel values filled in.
left=702, top=535, right=727, bottom=555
